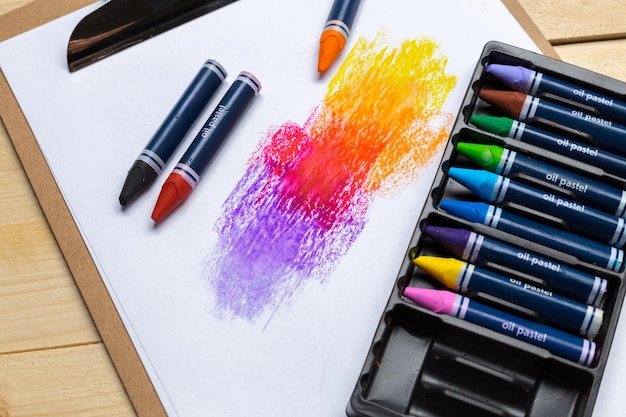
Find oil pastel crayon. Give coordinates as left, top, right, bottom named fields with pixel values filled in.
left=456, top=142, right=626, bottom=218
left=486, top=64, right=626, bottom=126
left=448, top=167, right=626, bottom=248
left=470, top=115, right=626, bottom=179
left=403, top=287, right=596, bottom=366
left=151, top=72, right=261, bottom=222
left=317, top=0, right=362, bottom=73
left=439, top=200, right=624, bottom=272
left=422, top=225, right=607, bottom=306
left=413, top=256, right=603, bottom=338
left=119, top=59, right=227, bottom=206
left=479, top=89, right=626, bottom=156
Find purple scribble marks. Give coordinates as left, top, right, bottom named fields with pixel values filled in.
left=204, top=33, right=457, bottom=323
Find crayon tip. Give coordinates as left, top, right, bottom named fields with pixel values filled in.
left=413, top=256, right=465, bottom=290
left=151, top=173, right=194, bottom=222
left=456, top=142, right=504, bottom=172
left=403, top=287, right=457, bottom=314
left=448, top=167, right=501, bottom=202
left=422, top=225, right=472, bottom=257
left=317, top=29, right=347, bottom=73
left=119, top=160, right=158, bottom=206
left=485, top=64, right=532, bottom=93
left=439, top=200, right=491, bottom=224
left=479, top=89, right=527, bottom=119
left=469, top=115, right=515, bottom=137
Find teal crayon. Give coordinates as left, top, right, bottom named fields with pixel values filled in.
left=448, top=167, right=626, bottom=248
left=456, top=141, right=626, bottom=218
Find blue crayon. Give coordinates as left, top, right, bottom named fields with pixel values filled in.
left=152, top=72, right=261, bottom=222
left=414, top=256, right=603, bottom=339
left=470, top=115, right=626, bottom=179
left=448, top=167, right=626, bottom=248
left=486, top=64, right=626, bottom=126
left=404, top=288, right=596, bottom=366
left=423, top=225, right=607, bottom=306
left=119, top=59, right=227, bottom=206
left=439, top=200, right=624, bottom=272
left=480, top=89, right=626, bottom=156
left=456, top=142, right=626, bottom=218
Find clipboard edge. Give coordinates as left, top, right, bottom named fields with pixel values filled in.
left=0, top=64, right=167, bottom=417
left=0, top=1, right=556, bottom=416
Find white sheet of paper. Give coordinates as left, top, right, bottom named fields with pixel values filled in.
left=5, top=1, right=617, bottom=417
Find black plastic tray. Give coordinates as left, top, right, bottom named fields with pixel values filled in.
left=347, top=41, right=626, bottom=417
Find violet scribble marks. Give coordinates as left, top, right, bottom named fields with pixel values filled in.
left=205, top=149, right=365, bottom=321
left=204, top=33, right=457, bottom=323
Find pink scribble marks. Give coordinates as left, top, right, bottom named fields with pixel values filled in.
left=204, top=33, right=457, bottom=323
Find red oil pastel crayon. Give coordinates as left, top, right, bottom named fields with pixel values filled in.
left=151, top=72, right=261, bottom=222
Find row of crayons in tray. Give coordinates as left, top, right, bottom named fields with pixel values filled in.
left=403, top=62, right=626, bottom=367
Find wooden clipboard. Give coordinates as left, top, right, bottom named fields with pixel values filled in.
left=0, top=1, right=166, bottom=416
left=0, top=1, right=555, bottom=416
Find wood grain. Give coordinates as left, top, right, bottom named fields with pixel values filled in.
left=556, top=39, right=626, bottom=82
left=0, top=1, right=136, bottom=415
left=1, top=122, right=98, bottom=352
left=0, top=0, right=32, bottom=14
left=517, top=0, right=626, bottom=44
left=0, top=94, right=137, bottom=417
left=0, top=344, right=135, bottom=417
left=0, top=220, right=99, bottom=353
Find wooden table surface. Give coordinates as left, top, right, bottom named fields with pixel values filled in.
left=2, top=1, right=626, bottom=415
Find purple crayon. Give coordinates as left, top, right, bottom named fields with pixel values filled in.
left=486, top=63, right=626, bottom=126
left=439, top=200, right=624, bottom=272
left=422, top=225, right=606, bottom=306
left=403, top=287, right=596, bottom=366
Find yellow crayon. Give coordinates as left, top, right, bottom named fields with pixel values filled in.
left=412, top=256, right=465, bottom=290
left=411, top=255, right=603, bottom=339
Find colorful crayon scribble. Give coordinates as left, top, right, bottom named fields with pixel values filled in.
left=203, top=31, right=457, bottom=323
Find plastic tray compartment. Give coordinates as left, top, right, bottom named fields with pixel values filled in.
left=347, top=41, right=626, bottom=417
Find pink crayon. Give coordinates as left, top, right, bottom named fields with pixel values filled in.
left=402, top=287, right=596, bottom=366
left=402, top=287, right=456, bottom=314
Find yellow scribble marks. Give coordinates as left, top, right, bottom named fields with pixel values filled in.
left=312, top=30, right=458, bottom=197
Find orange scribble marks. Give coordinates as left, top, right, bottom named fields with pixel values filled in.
left=209, top=30, right=460, bottom=321
left=317, top=31, right=458, bottom=197
left=267, top=32, right=458, bottom=228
